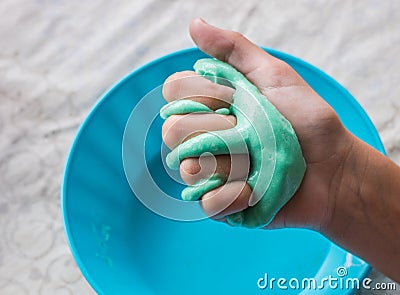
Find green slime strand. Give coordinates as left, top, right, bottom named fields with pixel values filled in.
left=160, top=58, right=306, bottom=228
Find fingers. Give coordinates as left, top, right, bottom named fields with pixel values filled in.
left=161, top=70, right=236, bottom=150
left=162, top=70, right=234, bottom=110
left=201, top=181, right=251, bottom=219
left=162, top=113, right=236, bottom=150
left=189, top=18, right=275, bottom=75
left=180, top=154, right=249, bottom=185
left=161, top=27, right=262, bottom=222
left=189, top=18, right=306, bottom=90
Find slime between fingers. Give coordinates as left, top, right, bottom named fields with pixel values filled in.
left=160, top=58, right=306, bottom=228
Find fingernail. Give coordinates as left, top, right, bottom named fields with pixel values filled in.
left=197, top=17, right=207, bottom=24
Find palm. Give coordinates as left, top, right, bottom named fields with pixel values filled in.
left=260, top=83, right=351, bottom=230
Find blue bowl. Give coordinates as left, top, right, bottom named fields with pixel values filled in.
left=62, top=48, right=385, bottom=294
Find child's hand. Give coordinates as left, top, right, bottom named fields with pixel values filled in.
left=161, top=18, right=400, bottom=282
left=162, top=18, right=352, bottom=231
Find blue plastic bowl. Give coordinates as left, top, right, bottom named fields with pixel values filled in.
left=62, top=48, right=385, bottom=294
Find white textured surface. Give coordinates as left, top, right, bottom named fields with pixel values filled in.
left=0, top=0, right=399, bottom=294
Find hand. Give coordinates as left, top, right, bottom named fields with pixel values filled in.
left=161, top=18, right=354, bottom=231
left=161, top=18, right=400, bottom=282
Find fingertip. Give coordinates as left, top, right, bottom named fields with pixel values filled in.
left=191, top=17, right=206, bottom=26
left=189, top=18, right=216, bottom=48
left=180, top=158, right=201, bottom=185
left=190, top=17, right=207, bottom=31
left=189, top=18, right=203, bottom=46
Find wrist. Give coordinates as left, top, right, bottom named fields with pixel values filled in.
left=322, top=134, right=400, bottom=281
left=321, top=134, right=369, bottom=237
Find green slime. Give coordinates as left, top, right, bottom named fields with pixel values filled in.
left=160, top=58, right=306, bottom=228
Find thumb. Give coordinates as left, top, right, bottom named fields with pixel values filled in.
left=189, top=18, right=297, bottom=88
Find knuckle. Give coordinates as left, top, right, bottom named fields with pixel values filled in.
left=162, top=71, right=195, bottom=100
left=162, top=77, right=180, bottom=101
left=162, top=115, right=183, bottom=148
left=209, top=83, right=233, bottom=101
left=229, top=31, right=244, bottom=43
left=268, top=61, right=292, bottom=78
